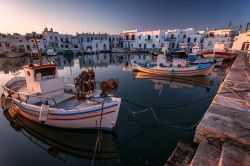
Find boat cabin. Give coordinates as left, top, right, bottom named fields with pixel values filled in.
left=23, top=63, right=65, bottom=97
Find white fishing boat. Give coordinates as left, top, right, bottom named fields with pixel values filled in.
left=112, top=48, right=128, bottom=53
left=1, top=37, right=121, bottom=130
left=47, top=48, right=57, bottom=56
left=135, top=54, right=215, bottom=76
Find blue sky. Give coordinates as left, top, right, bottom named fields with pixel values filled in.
left=0, top=0, right=249, bottom=34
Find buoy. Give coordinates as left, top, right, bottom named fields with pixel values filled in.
left=39, top=101, right=49, bottom=122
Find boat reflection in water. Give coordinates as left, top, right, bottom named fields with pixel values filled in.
left=133, top=72, right=214, bottom=95
left=3, top=105, right=119, bottom=161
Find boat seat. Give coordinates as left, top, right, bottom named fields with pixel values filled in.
left=48, top=93, right=76, bottom=106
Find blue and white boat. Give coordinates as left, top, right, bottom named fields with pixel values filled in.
left=135, top=54, right=215, bottom=77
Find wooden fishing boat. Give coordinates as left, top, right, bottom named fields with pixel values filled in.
left=135, top=59, right=215, bottom=77
left=1, top=63, right=121, bottom=130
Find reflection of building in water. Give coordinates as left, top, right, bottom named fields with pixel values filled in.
left=0, top=57, right=30, bottom=74
left=47, top=55, right=74, bottom=70
left=79, top=54, right=110, bottom=68
left=79, top=54, right=130, bottom=68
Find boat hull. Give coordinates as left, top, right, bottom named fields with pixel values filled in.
left=202, top=51, right=237, bottom=59
left=10, top=97, right=121, bottom=130
left=135, top=64, right=215, bottom=76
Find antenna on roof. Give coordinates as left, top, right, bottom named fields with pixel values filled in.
left=246, top=22, right=250, bottom=32
left=228, top=21, right=232, bottom=29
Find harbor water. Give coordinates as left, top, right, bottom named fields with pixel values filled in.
left=0, top=53, right=232, bottom=166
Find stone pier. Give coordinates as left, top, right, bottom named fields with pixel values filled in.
left=166, top=53, right=250, bottom=166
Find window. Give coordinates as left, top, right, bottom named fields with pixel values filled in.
left=156, top=35, right=158, bottom=38
left=171, top=34, right=174, bottom=39
left=50, top=36, right=53, bottom=40
left=194, top=38, right=197, bottom=43
left=187, top=37, right=191, bottom=43
left=61, top=38, right=63, bottom=42
left=61, top=45, right=64, bottom=48
left=139, top=35, right=141, bottom=40
left=147, top=35, right=151, bottom=40
left=26, top=45, right=30, bottom=49
left=152, top=44, right=155, bottom=48
left=132, top=35, right=135, bottom=40
left=96, top=43, right=98, bottom=48
left=246, top=44, right=249, bottom=50
left=35, top=67, right=56, bottom=78
left=87, top=37, right=90, bottom=42
left=81, top=37, right=83, bottom=43
left=183, top=34, right=186, bottom=39
left=171, top=42, right=175, bottom=48
left=139, top=44, right=141, bottom=48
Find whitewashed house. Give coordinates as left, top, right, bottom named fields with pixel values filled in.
left=77, top=32, right=110, bottom=53
left=58, top=34, right=73, bottom=52
left=203, top=29, right=234, bottom=51
left=0, top=34, right=11, bottom=53
left=122, top=29, right=169, bottom=51
left=92, top=40, right=109, bottom=52
left=122, top=29, right=137, bottom=50
left=42, top=27, right=60, bottom=52
left=232, top=30, right=250, bottom=53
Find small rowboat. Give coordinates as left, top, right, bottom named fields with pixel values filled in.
left=135, top=60, right=215, bottom=77
left=1, top=63, right=121, bottom=130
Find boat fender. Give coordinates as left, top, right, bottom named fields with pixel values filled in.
left=39, top=101, right=49, bottom=123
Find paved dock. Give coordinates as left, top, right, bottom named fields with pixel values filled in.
left=166, top=53, right=250, bottom=166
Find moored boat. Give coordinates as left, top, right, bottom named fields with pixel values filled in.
left=135, top=58, right=215, bottom=77
left=1, top=64, right=121, bottom=130
left=202, top=51, right=237, bottom=59
left=112, top=48, right=128, bottom=53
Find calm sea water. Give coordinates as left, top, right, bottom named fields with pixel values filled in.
left=0, top=53, right=232, bottom=166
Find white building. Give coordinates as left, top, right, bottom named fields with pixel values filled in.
left=164, top=28, right=204, bottom=51
left=122, top=29, right=169, bottom=51
left=232, top=30, right=250, bottom=53
left=76, top=32, right=110, bottom=53
left=203, top=29, right=234, bottom=51
left=42, top=27, right=60, bottom=52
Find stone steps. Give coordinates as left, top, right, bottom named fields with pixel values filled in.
left=165, top=140, right=197, bottom=166
left=189, top=142, right=221, bottom=166
left=218, top=143, right=250, bottom=166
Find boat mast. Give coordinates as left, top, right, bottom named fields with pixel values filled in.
left=33, top=32, right=42, bottom=64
